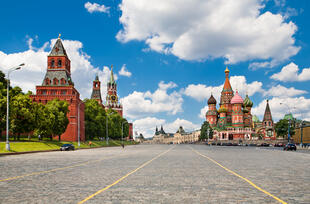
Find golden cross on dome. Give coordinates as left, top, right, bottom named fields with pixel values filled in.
left=58, top=33, right=61, bottom=39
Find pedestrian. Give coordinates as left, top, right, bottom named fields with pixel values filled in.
left=89, top=141, right=92, bottom=147
left=121, top=143, right=124, bottom=148
left=38, top=134, right=41, bottom=140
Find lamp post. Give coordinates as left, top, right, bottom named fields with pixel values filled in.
left=106, top=112, right=113, bottom=145
left=122, top=121, right=127, bottom=146
left=6, top=63, right=25, bottom=151
left=280, top=103, right=292, bottom=143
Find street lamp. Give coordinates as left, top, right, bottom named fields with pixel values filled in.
left=280, top=102, right=292, bottom=143
left=106, top=112, right=114, bottom=145
left=6, top=63, right=25, bottom=151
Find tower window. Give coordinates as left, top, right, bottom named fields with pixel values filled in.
left=58, top=59, right=62, bottom=67
left=60, top=78, right=66, bottom=85
left=45, top=78, right=50, bottom=85
left=51, top=59, right=55, bottom=67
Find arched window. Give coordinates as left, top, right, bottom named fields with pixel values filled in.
left=60, top=78, right=66, bottom=85
left=51, top=59, right=55, bottom=67
left=53, top=78, right=59, bottom=85
left=45, top=78, right=50, bottom=85
left=58, top=59, right=62, bottom=67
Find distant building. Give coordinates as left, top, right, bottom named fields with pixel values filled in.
left=91, top=74, right=103, bottom=106
left=152, top=126, right=200, bottom=144
left=30, top=36, right=85, bottom=142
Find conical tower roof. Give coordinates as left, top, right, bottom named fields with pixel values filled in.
left=223, top=67, right=232, bottom=91
left=49, top=35, right=67, bottom=56
left=263, top=100, right=273, bottom=121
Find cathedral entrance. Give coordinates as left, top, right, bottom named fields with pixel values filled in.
left=229, top=134, right=233, bottom=140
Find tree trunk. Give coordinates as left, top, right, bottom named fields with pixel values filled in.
left=17, top=133, right=20, bottom=140
left=58, top=135, right=61, bottom=141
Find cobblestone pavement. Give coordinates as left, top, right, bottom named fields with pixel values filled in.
left=0, top=144, right=309, bottom=204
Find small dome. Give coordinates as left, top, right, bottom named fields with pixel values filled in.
left=243, top=94, right=253, bottom=107
left=231, top=90, right=243, bottom=104
left=208, top=94, right=216, bottom=104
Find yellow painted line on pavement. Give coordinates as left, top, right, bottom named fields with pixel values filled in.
left=0, top=154, right=128, bottom=182
left=191, top=147, right=287, bottom=204
left=78, top=146, right=174, bottom=204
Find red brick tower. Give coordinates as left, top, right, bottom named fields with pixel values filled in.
left=231, top=90, right=244, bottom=128
left=206, top=94, right=218, bottom=127
left=30, top=35, right=85, bottom=142
left=91, top=74, right=103, bottom=105
left=105, top=65, right=123, bottom=116
left=220, top=67, right=234, bottom=125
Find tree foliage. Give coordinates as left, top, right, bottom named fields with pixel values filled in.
left=199, top=121, right=213, bottom=141
left=45, top=99, right=69, bottom=141
left=275, top=119, right=295, bottom=138
left=84, top=99, right=106, bottom=140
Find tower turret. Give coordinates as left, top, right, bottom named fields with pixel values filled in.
left=231, top=90, right=244, bottom=128
left=243, top=94, right=253, bottom=127
left=220, top=67, right=234, bottom=125
left=91, top=74, right=103, bottom=105
left=206, top=94, right=218, bottom=127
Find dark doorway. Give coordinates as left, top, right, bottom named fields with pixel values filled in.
left=229, top=134, right=233, bottom=140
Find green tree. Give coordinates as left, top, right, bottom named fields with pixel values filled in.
left=10, top=94, right=35, bottom=140
left=84, top=99, right=106, bottom=140
left=275, top=119, right=295, bottom=139
left=199, top=121, right=213, bottom=141
left=46, top=99, right=69, bottom=141
left=33, top=102, right=53, bottom=140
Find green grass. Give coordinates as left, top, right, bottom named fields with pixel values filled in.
left=0, top=140, right=138, bottom=153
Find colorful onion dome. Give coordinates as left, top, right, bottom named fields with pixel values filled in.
left=207, top=94, right=216, bottom=104
left=243, top=94, right=253, bottom=107
left=231, top=90, right=243, bottom=104
left=218, top=105, right=227, bottom=113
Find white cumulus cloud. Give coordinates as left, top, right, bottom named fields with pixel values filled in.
left=252, top=97, right=310, bottom=122
left=264, top=84, right=307, bottom=98
left=85, top=2, right=110, bottom=13
left=271, top=62, right=310, bottom=82
left=118, top=64, right=132, bottom=77
left=117, top=0, right=299, bottom=67
left=121, top=81, right=183, bottom=119
left=184, top=75, right=263, bottom=103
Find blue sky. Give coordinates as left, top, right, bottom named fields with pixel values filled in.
left=1, top=0, right=310, bottom=137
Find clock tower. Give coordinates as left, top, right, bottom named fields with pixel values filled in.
left=106, top=65, right=123, bottom=116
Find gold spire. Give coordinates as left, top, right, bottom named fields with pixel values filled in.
left=225, top=66, right=229, bottom=73
left=58, top=33, right=61, bottom=39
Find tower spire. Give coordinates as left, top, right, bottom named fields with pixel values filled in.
left=263, top=99, right=273, bottom=121
left=109, top=65, right=115, bottom=84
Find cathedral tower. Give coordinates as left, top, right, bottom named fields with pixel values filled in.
left=231, top=90, right=244, bottom=128
left=262, top=100, right=275, bottom=139
left=220, top=67, right=234, bottom=125
left=206, top=94, right=218, bottom=127
left=243, top=94, right=253, bottom=127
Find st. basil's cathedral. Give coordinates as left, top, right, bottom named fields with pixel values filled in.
left=206, top=67, right=276, bottom=141
left=31, top=36, right=132, bottom=142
